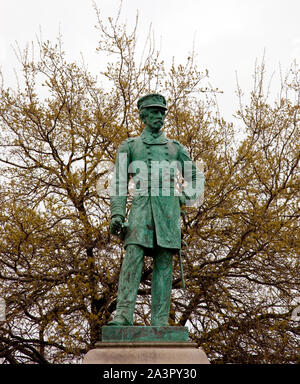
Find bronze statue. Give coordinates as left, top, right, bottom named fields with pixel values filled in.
left=108, top=94, right=204, bottom=326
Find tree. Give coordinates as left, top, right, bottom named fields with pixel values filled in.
left=0, top=7, right=299, bottom=363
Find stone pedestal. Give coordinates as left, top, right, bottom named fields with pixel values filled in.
left=83, top=342, right=209, bottom=364
left=83, top=326, right=210, bottom=364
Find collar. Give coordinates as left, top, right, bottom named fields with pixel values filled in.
left=140, top=129, right=168, bottom=145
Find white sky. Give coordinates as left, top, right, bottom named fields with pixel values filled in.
left=0, top=0, right=300, bottom=122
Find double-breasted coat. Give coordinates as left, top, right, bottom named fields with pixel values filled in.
left=110, top=129, right=204, bottom=250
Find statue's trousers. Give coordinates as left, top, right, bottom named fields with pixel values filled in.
left=115, top=244, right=174, bottom=326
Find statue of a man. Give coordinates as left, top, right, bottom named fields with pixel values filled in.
left=108, top=93, right=204, bottom=326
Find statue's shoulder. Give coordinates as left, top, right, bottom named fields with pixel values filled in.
left=119, top=136, right=140, bottom=154
left=171, top=139, right=190, bottom=157
left=119, top=136, right=138, bottom=148
left=171, top=139, right=185, bottom=149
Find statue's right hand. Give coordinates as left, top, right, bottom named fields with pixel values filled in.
left=109, top=215, right=124, bottom=235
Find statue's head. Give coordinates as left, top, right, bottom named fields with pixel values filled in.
left=137, top=93, right=167, bottom=131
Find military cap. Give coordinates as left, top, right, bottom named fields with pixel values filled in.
left=137, top=93, right=167, bottom=111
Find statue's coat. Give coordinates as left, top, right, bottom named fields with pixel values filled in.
left=110, top=129, right=204, bottom=250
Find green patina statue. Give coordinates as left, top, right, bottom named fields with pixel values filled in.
left=108, top=93, right=204, bottom=327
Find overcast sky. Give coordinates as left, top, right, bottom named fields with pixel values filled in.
left=0, top=0, right=299, bottom=122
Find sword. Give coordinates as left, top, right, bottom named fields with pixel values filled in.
left=179, top=249, right=186, bottom=290
left=179, top=207, right=187, bottom=290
